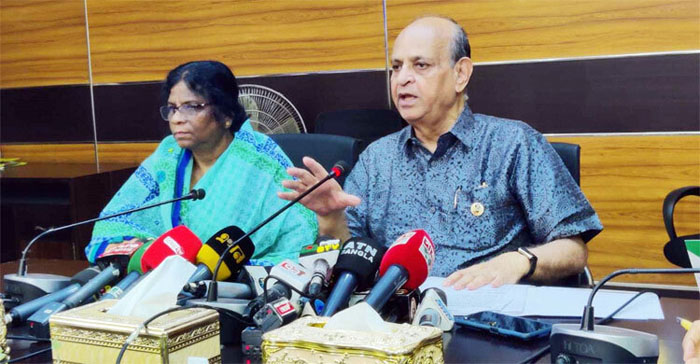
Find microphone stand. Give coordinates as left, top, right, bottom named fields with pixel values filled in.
left=550, top=267, right=700, bottom=363
left=207, top=162, right=348, bottom=302
left=4, top=189, right=205, bottom=303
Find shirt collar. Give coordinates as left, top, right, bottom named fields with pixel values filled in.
left=399, top=105, right=478, bottom=152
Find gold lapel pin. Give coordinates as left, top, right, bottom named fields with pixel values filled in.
left=471, top=202, right=485, bottom=216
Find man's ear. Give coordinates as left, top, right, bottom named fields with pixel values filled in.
left=454, top=57, right=473, bottom=94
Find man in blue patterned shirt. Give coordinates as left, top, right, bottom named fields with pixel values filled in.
left=280, top=16, right=602, bottom=290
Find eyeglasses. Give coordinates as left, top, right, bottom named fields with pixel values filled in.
left=160, top=102, right=209, bottom=121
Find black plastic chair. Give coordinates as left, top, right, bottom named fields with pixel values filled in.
left=268, top=133, right=361, bottom=187
left=662, top=186, right=700, bottom=268
left=550, top=142, right=581, bottom=185
left=314, top=109, right=404, bottom=154
left=550, top=142, right=593, bottom=287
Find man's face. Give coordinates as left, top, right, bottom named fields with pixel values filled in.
left=390, top=20, right=459, bottom=126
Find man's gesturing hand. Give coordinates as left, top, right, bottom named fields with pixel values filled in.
left=277, top=156, right=361, bottom=216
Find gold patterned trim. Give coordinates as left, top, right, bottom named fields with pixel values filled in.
left=263, top=317, right=442, bottom=354
left=167, top=322, right=220, bottom=352
left=50, top=326, right=162, bottom=353
left=262, top=337, right=443, bottom=364
left=0, top=304, right=9, bottom=363
left=51, top=320, right=220, bottom=354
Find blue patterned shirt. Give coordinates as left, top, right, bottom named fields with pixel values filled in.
left=344, top=106, right=602, bottom=277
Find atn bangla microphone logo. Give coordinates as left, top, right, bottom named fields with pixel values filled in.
left=341, top=239, right=379, bottom=263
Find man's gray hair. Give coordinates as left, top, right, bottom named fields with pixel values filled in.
left=450, top=24, right=470, bottom=64
left=413, top=15, right=471, bottom=64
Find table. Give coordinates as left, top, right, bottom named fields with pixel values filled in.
left=1, top=163, right=136, bottom=261
left=3, top=261, right=697, bottom=363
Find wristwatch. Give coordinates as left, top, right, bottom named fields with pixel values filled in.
left=517, top=247, right=538, bottom=279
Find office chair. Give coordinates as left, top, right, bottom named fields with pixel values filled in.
left=550, top=142, right=594, bottom=287
left=268, top=133, right=361, bottom=187
left=314, top=109, right=404, bottom=154
left=662, top=186, right=700, bottom=268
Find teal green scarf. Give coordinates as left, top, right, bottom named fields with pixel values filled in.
left=86, top=121, right=317, bottom=264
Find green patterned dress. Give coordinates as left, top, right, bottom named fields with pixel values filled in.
left=85, top=121, right=317, bottom=265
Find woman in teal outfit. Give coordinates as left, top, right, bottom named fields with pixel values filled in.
left=85, top=61, right=317, bottom=264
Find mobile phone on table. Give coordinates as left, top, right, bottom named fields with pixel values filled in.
left=454, top=311, right=552, bottom=341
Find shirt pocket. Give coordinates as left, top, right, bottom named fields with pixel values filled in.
left=446, top=185, right=517, bottom=251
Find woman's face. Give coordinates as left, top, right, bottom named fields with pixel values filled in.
left=166, top=81, right=229, bottom=151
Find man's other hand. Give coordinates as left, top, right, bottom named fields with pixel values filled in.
left=443, top=251, right=530, bottom=290
left=278, top=156, right=361, bottom=216
left=683, top=320, right=700, bottom=363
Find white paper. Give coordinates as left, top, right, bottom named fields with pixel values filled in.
left=108, top=255, right=196, bottom=319
left=324, top=302, right=390, bottom=333
left=420, top=277, right=664, bottom=320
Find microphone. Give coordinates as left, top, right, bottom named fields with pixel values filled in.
left=27, top=265, right=121, bottom=338
left=550, top=267, right=700, bottom=363
left=100, top=271, right=142, bottom=300
left=126, top=240, right=156, bottom=274
left=208, top=161, right=350, bottom=301
left=269, top=260, right=313, bottom=294
left=412, top=288, right=454, bottom=331
left=188, top=226, right=255, bottom=283
left=321, top=237, right=386, bottom=316
left=243, top=260, right=310, bottom=320
left=252, top=297, right=298, bottom=332
left=4, top=189, right=205, bottom=304
left=183, top=280, right=254, bottom=299
left=95, top=238, right=145, bottom=273
left=299, top=236, right=342, bottom=258
left=139, top=225, right=202, bottom=272
left=299, top=236, right=342, bottom=298
left=307, top=259, right=331, bottom=297
left=364, top=229, right=435, bottom=312
left=181, top=227, right=256, bottom=344
left=3, top=267, right=100, bottom=326
left=122, top=227, right=201, bottom=284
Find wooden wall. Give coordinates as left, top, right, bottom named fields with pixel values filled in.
left=0, top=0, right=89, bottom=88
left=85, top=0, right=386, bottom=84
left=548, top=135, right=700, bottom=285
left=1, top=0, right=699, bottom=285
left=386, top=0, right=699, bottom=62
left=2, top=1, right=697, bottom=87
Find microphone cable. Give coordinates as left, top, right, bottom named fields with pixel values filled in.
left=517, top=290, right=654, bottom=364
left=7, top=347, right=51, bottom=363
left=261, top=274, right=314, bottom=309
left=115, top=303, right=254, bottom=364
left=5, top=335, right=50, bottom=342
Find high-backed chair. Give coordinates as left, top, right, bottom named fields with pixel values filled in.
left=550, top=142, right=594, bottom=287
left=269, top=133, right=361, bottom=187
left=314, top=109, right=404, bottom=154
left=662, top=186, right=700, bottom=267
left=550, top=142, right=581, bottom=185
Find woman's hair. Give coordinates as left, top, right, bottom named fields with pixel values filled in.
left=161, top=60, right=247, bottom=133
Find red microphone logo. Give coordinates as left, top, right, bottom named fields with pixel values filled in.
left=419, top=235, right=435, bottom=271
left=163, top=236, right=185, bottom=255
left=273, top=300, right=295, bottom=315
left=281, top=261, right=308, bottom=277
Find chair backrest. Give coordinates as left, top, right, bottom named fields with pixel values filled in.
left=549, top=142, right=593, bottom=287
left=662, top=185, right=700, bottom=268
left=550, top=142, right=581, bottom=185
left=314, top=109, right=404, bottom=153
left=268, top=133, right=361, bottom=186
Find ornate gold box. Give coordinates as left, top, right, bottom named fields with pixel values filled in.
left=262, top=316, right=444, bottom=364
left=49, top=299, right=221, bottom=363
